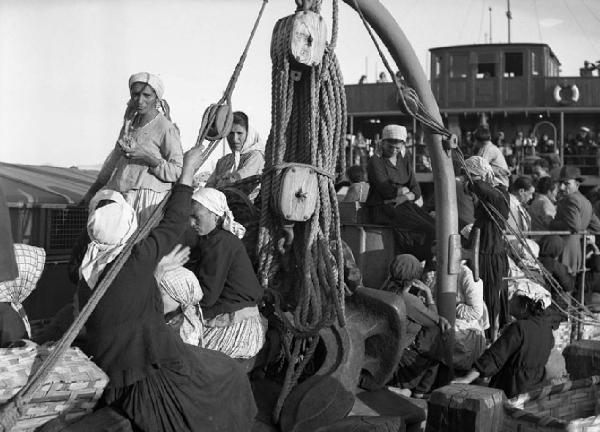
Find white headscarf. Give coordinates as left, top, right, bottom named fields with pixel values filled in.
left=0, top=244, right=45, bottom=337
left=191, top=187, right=246, bottom=239
left=80, top=190, right=138, bottom=289
left=231, top=126, right=264, bottom=172
left=159, top=267, right=204, bottom=346
left=464, top=156, right=498, bottom=185
left=509, top=279, right=551, bottom=310
left=129, top=72, right=165, bottom=99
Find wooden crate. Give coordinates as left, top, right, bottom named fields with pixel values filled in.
left=0, top=342, right=108, bottom=431
left=502, top=376, right=600, bottom=432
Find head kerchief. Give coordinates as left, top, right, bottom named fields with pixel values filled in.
left=80, top=190, right=138, bottom=289
left=465, top=156, right=498, bottom=185
left=389, top=254, right=422, bottom=283
left=129, top=72, right=165, bottom=99
left=509, top=279, right=551, bottom=310
left=191, top=187, right=246, bottom=239
left=0, top=244, right=45, bottom=337
left=159, top=267, right=204, bottom=346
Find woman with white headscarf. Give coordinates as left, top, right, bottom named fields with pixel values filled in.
left=464, top=156, right=510, bottom=341
left=205, top=111, right=264, bottom=201
left=81, top=72, right=184, bottom=225
left=452, top=284, right=554, bottom=398
left=79, top=149, right=257, bottom=432
left=184, top=187, right=266, bottom=359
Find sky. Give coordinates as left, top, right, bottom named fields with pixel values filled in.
left=1, top=0, right=600, bottom=170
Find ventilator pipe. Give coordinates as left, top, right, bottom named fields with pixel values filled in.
left=342, top=0, right=458, bottom=325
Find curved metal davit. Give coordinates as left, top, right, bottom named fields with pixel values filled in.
left=341, top=0, right=459, bottom=324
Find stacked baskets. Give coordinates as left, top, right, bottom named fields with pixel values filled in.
left=0, top=341, right=108, bottom=431
left=502, top=376, right=600, bottom=432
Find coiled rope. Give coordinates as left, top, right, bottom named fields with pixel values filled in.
left=0, top=2, right=268, bottom=430
left=257, top=0, right=347, bottom=423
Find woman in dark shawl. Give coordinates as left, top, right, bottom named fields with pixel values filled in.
left=80, top=147, right=257, bottom=432
left=452, top=286, right=554, bottom=398
left=464, top=156, right=510, bottom=341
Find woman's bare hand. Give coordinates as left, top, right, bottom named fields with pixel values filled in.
left=154, top=245, right=190, bottom=283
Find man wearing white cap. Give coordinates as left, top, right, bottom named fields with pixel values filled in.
left=366, top=124, right=435, bottom=261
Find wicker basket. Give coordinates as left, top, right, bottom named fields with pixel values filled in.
left=0, top=342, right=108, bottom=431
left=580, top=312, right=600, bottom=342
left=553, top=319, right=572, bottom=352
left=502, top=376, right=600, bottom=432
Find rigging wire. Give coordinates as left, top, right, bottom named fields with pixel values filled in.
left=532, top=0, right=545, bottom=44
left=562, top=0, right=600, bottom=58
left=581, top=0, right=600, bottom=31
left=476, top=0, right=486, bottom=43
left=458, top=0, right=476, bottom=45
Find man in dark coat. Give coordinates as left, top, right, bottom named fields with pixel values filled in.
left=550, top=166, right=600, bottom=275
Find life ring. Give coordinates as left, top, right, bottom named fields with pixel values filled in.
left=553, top=83, right=580, bottom=105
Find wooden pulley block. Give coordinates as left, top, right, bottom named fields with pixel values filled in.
left=290, top=10, right=327, bottom=67
left=200, top=101, right=233, bottom=142
left=278, top=165, right=319, bottom=222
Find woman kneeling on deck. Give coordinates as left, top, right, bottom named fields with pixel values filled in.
left=452, top=282, right=554, bottom=398
left=382, top=254, right=451, bottom=398
left=184, top=187, right=266, bottom=359
left=80, top=148, right=256, bottom=432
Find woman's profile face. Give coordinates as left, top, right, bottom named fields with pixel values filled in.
left=190, top=201, right=218, bottom=236
left=227, top=123, right=248, bottom=153
left=129, top=82, right=157, bottom=116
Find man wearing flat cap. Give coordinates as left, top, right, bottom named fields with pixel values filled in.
left=550, top=166, right=600, bottom=274
left=365, top=124, right=435, bottom=261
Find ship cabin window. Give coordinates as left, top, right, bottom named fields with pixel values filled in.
left=531, top=52, right=539, bottom=76
left=504, top=52, right=523, bottom=77
left=450, top=54, right=468, bottom=78
left=434, top=56, right=442, bottom=78
left=476, top=63, right=496, bottom=79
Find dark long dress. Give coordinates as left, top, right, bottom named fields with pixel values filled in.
left=474, top=315, right=554, bottom=398
left=82, top=184, right=257, bottom=432
left=470, top=180, right=510, bottom=339
left=366, top=154, right=435, bottom=261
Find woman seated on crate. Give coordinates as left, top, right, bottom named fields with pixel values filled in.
left=451, top=281, right=555, bottom=398
left=80, top=72, right=183, bottom=225
left=381, top=254, right=451, bottom=399
left=204, top=111, right=264, bottom=201
left=0, top=244, right=45, bottom=347
left=365, top=124, right=435, bottom=261
left=181, top=187, right=266, bottom=359
left=78, top=148, right=257, bottom=432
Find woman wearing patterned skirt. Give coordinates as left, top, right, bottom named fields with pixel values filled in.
left=185, top=187, right=266, bottom=359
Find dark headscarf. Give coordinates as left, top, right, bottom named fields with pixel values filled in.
left=389, top=254, right=422, bottom=283
left=538, top=235, right=564, bottom=259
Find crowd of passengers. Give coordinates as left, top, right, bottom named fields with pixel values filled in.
left=1, top=72, right=599, bottom=431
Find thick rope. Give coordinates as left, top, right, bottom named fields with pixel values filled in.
left=257, top=1, right=346, bottom=423
left=0, top=3, right=269, bottom=430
